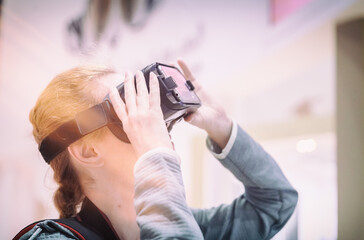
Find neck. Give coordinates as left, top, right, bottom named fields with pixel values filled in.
left=83, top=169, right=140, bottom=240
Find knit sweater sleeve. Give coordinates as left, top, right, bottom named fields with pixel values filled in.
left=134, top=148, right=203, bottom=239
left=191, top=122, right=298, bottom=240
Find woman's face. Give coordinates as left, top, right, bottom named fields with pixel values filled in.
left=73, top=73, right=139, bottom=179
left=98, top=73, right=139, bottom=174
left=95, top=127, right=138, bottom=176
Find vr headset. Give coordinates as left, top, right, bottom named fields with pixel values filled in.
left=39, top=63, right=201, bottom=163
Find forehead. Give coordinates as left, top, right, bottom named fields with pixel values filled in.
left=91, top=73, right=124, bottom=102
left=103, top=72, right=124, bottom=87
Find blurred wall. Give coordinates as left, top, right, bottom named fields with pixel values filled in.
left=337, top=18, right=364, bottom=239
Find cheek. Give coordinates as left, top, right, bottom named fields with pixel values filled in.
left=101, top=133, right=137, bottom=166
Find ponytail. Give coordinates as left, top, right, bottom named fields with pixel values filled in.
left=51, top=151, right=84, bottom=218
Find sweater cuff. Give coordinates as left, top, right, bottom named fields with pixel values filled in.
left=134, top=147, right=180, bottom=173
left=206, top=120, right=238, bottom=160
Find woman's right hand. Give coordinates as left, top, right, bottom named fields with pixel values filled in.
left=109, top=71, right=173, bottom=158
left=177, top=59, right=232, bottom=149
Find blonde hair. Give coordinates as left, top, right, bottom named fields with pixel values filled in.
left=29, top=66, right=115, bottom=218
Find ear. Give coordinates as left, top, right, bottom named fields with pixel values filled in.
left=68, top=140, right=104, bottom=168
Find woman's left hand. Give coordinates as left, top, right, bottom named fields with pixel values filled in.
left=109, top=71, right=173, bottom=158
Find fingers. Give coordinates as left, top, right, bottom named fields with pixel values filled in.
left=116, top=70, right=159, bottom=118
left=149, top=72, right=161, bottom=109
left=124, top=71, right=137, bottom=114
left=177, top=59, right=202, bottom=91
left=184, top=111, right=204, bottom=129
left=135, top=70, right=149, bottom=110
left=177, top=59, right=195, bottom=82
left=109, top=86, right=127, bottom=124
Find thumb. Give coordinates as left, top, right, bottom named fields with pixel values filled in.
left=184, top=112, right=204, bottom=129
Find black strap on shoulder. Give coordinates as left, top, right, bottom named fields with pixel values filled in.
left=13, top=198, right=120, bottom=240
left=77, top=198, right=120, bottom=239
left=55, top=217, right=104, bottom=240
left=13, top=218, right=104, bottom=240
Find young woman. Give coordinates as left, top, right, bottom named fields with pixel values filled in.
left=15, top=60, right=298, bottom=239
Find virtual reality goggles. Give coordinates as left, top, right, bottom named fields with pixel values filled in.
left=39, top=62, right=201, bottom=164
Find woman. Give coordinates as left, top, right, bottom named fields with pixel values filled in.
left=15, top=60, right=298, bottom=239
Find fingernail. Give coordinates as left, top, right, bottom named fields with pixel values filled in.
left=125, top=71, right=131, bottom=80
left=135, top=71, right=141, bottom=81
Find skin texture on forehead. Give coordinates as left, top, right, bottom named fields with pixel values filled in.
left=92, top=73, right=125, bottom=103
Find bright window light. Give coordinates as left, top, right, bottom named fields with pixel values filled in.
left=296, top=138, right=317, bottom=153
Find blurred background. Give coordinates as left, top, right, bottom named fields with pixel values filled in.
left=0, top=0, right=363, bottom=239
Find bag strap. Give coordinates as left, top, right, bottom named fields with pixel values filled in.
left=13, top=218, right=103, bottom=240
left=55, top=217, right=104, bottom=240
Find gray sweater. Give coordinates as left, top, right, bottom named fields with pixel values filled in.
left=18, top=123, right=298, bottom=239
